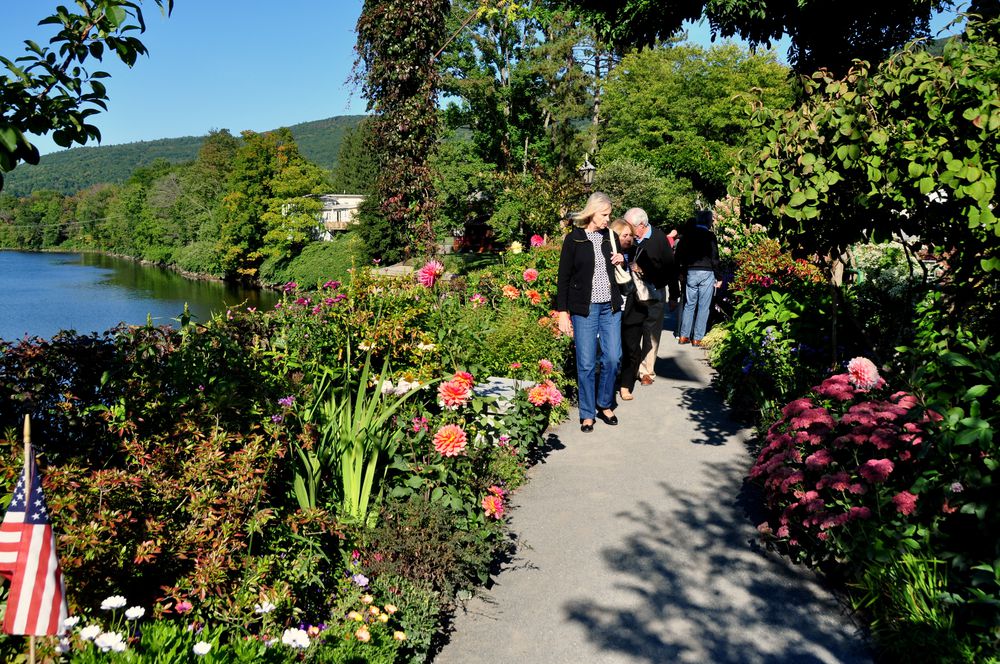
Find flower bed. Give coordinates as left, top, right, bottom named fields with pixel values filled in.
left=0, top=241, right=572, bottom=661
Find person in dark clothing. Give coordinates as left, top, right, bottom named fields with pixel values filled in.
left=623, top=207, right=680, bottom=385
left=676, top=209, right=722, bottom=346
left=557, top=192, right=627, bottom=432
left=609, top=218, right=642, bottom=401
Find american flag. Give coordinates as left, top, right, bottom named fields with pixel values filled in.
left=0, top=447, right=68, bottom=635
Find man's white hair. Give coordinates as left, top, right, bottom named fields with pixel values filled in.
left=623, top=207, right=648, bottom=226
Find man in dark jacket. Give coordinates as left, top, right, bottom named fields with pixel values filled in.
left=624, top=207, right=679, bottom=385
left=676, top=209, right=723, bottom=346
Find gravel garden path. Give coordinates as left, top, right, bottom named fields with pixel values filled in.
left=435, top=315, right=871, bottom=664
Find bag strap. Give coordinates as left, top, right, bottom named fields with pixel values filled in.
left=608, top=228, right=618, bottom=254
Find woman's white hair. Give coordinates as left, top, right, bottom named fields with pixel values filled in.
left=570, top=191, right=612, bottom=228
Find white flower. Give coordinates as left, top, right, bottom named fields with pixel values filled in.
left=416, top=342, right=436, bottom=351
left=124, top=606, right=145, bottom=621
left=394, top=379, right=420, bottom=395
left=79, top=625, right=101, bottom=641
left=94, top=631, right=127, bottom=653
left=357, top=343, right=372, bottom=351
left=100, top=595, right=127, bottom=611
left=380, top=381, right=395, bottom=395
left=281, top=627, right=310, bottom=649
left=192, top=641, right=212, bottom=656
left=63, top=616, right=80, bottom=629
left=509, top=241, right=523, bottom=254
left=254, top=600, right=276, bottom=615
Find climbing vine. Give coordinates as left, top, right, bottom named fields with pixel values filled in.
left=355, top=0, right=450, bottom=260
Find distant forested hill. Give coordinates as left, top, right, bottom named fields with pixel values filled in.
left=3, top=115, right=367, bottom=196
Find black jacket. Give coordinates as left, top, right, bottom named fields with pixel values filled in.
left=556, top=227, right=624, bottom=316
left=634, top=225, right=680, bottom=301
left=675, top=224, right=722, bottom=280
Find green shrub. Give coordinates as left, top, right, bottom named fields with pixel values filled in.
left=371, top=574, right=443, bottom=664
left=258, top=235, right=365, bottom=289
left=173, top=240, right=223, bottom=276
left=592, top=157, right=697, bottom=230
left=362, top=496, right=504, bottom=602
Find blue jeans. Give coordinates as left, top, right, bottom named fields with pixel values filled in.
left=571, top=302, right=622, bottom=421
left=680, top=270, right=715, bottom=341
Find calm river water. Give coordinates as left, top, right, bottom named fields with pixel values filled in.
left=0, top=251, right=278, bottom=341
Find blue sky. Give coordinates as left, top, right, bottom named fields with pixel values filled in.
left=1, top=1, right=965, bottom=155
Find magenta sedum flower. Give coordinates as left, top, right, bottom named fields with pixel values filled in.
left=892, top=490, right=919, bottom=515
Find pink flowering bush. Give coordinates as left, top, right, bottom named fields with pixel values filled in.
left=751, top=365, right=938, bottom=570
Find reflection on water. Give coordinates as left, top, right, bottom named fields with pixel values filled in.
left=0, top=251, right=279, bottom=341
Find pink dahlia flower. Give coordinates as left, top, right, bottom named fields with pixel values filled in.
left=847, top=357, right=881, bottom=390
left=530, top=234, right=545, bottom=248
left=527, top=384, right=549, bottom=406
left=538, top=359, right=553, bottom=374
left=523, top=268, right=539, bottom=282
left=417, top=260, right=445, bottom=288
left=438, top=380, right=471, bottom=409
left=502, top=285, right=520, bottom=299
left=452, top=371, right=475, bottom=389
left=543, top=379, right=563, bottom=406
left=892, top=490, right=919, bottom=515
left=433, top=424, right=468, bottom=457
left=482, top=494, right=505, bottom=519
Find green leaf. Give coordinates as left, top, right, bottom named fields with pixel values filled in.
left=964, top=384, right=989, bottom=399
left=789, top=191, right=807, bottom=207
left=942, top=352, right=974, bottom=368
left=0, top=126, right=18, bottom=152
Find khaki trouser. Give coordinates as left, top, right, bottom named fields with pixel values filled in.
left=639, top=286, right=665, bottom=378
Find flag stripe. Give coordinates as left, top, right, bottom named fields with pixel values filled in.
left=1, top=447, right=68, bottom=636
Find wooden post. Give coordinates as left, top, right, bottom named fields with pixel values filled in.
left=22, top=416, right=36, bottom=664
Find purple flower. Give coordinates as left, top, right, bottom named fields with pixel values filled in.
left=271, top=414, right=284, bottom=424
left=283, top=281, right=298, bottom=293
left=352, top=574, right=369, bottom=587
left=278, top=396, right=295, bottom=408
left=323, top=280, right=341, bottom=289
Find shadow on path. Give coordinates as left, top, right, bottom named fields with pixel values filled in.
left=563, top=458, right=869, bottom=664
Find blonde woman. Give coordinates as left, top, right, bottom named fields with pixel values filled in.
left=556, top=192, right=627, bottom=432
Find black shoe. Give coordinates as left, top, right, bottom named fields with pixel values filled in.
left=596, top=410, right=618, bottom=426
left=580, top=420, right=594, bottom=433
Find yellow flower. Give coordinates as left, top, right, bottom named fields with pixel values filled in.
left=378, top=614, right=389, bottom=623
left=393, top=631, right=407, bottom=641
left=347, top=611, right=363, bottom=622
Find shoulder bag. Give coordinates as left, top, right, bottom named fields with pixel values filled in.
left=607, top=230, right=635, bottom=295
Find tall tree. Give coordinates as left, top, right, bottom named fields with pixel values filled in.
left=329, top=120, right=377, bottom=195
left=355, top=0, right=449, bottom=260
left=218, top=129, right=325, bottom=280
left=0, top=1, right=174, bottom=191
left=561, top=0, right=951, bottom=75
left=600, top=43, right=793, bottom=201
